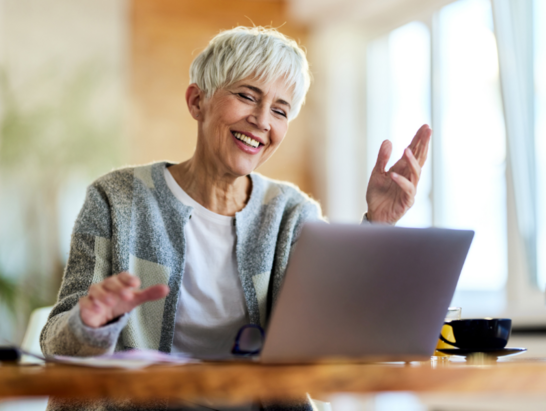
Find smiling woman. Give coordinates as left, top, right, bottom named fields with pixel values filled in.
left=40, top=26, right=430, bottom=411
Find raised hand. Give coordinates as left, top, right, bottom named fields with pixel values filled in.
left=366, top=124, right=432, bottom=225
left=79, top=272, right=170, bottom=328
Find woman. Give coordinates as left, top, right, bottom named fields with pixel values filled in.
left=40, top=26, right=430, bottom=408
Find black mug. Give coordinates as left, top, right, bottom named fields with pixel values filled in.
left=439, top=318, right=512, bottom=350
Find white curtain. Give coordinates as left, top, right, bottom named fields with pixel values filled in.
left=491, top=0, right=537, bottom=283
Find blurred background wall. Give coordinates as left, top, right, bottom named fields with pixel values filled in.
left=0, top=0, right=315, bottom=344
left=128, top=0, right=313, bottom=193
left=0, top=0, right=128, bottom=342
left=1, top=0, right=546, bottom=345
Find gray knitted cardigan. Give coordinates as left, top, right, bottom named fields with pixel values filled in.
left=40, top=161, right=322, bottom=410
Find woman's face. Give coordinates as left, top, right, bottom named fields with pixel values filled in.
left=194, top=76, right=293, bottom=178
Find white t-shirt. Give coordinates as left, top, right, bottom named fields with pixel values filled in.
left=164, top=168, right=250, bottom=358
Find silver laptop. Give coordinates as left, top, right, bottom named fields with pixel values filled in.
left=260, top=222, right=474, bottom=363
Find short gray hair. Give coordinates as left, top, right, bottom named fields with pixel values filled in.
left=190, top=26, right=311, bottom=120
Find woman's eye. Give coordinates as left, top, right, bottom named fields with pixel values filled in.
left=273, top=109, right=287, bottom=118
left=238, top=93, right=254, bottom=102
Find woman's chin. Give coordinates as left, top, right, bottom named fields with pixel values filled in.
left=234, top=165, right=256, bottom=177
left=223, top=163, right=255, bottom=178
left=224, top=157, right=260, bottom=177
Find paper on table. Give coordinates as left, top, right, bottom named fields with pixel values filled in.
left=50, top=349, right=200, bottom=369
left=10, top=346, right=199, bottom=370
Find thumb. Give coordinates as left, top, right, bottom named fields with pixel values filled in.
left=374, top=140, right=392, bottom=173
left=133, top=284, right=170, bottom=306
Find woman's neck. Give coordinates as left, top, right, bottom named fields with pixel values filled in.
left=168, top=158, right=251, bottom=216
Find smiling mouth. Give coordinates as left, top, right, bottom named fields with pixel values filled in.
left=232, top=131, right=261, bottom=148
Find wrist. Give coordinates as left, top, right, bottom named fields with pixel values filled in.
left=365, top=210, right=396, bottom=225
left=69, top=304, right=129, bottom=351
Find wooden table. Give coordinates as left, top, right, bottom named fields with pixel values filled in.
left=3, top=356, right=546, bottom=406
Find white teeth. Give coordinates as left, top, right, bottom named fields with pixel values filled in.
left=234, top=132, right=260, bottom=148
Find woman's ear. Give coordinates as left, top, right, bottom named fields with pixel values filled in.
left=186, top=83, right=203, bottom=120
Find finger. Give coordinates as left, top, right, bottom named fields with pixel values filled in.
left=390, top=172, right=416, bottom=204
left=374, top=140, right=393, bottom=173
left=404, top=148, right=421, bottom=184
left=89, top=283, right=117, bottom=307
left=116, top=273, right=141, bottom=301
left=412, top=125, right=432, bottom=166
left=117, top=272, right=141, bottom=288
left=133, top=284, right=170, bottom=306
left=408, top=124, right=429, bottom=153
left=408, top=124, right=427, bottom=151
left=102, top=278, right=133, bottom=302
left=102, top=276, right=126, bottom=293
left=420, top=128, right=432, bottom=164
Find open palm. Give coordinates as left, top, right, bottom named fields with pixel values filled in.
left=366, top=125, right=431, bottom=225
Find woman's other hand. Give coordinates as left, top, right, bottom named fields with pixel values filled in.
left=79, top=272, right=170, bottom=328
left=366, top=124, right=432, bottom=225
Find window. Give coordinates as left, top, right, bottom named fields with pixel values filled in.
left=435, top=0, right=507, bottom=292
left=366, top=0, right=514, bottom=316
left=304, top=0, right=546, bottom=322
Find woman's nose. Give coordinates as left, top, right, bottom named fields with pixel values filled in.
left=248, top=106, right=271, bottom=132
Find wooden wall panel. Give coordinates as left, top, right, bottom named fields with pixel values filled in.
left=129, top=0, right=315, bottom=196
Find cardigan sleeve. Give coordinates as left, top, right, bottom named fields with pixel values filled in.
left=289, top=199, right=325, bottom=248
left=268, top=198, right=324, bottom=307
left=40, top=183, right=128, bottom=357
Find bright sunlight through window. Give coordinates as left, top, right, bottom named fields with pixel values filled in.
left=367, top=0, right=507, bottom=292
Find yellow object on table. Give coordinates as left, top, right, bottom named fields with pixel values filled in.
left=434, top=307, right=461, bottom=357
left=435, top=324, right=457, bottom=356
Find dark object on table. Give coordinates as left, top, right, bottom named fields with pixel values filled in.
left=0, top=346, right=21, bottom=362
left=440, top=318, right=512, bottom=350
